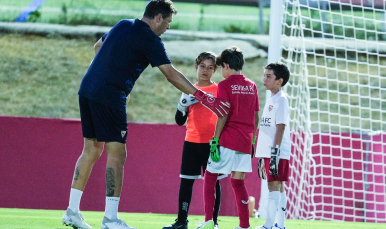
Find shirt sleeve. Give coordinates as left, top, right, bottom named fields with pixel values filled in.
left=275, top=97, right=289, bottom=125
left=217, top=81, right=230, bottom=102
left=140, top=37, right=171, bottom=67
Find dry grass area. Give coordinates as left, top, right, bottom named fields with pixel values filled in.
left=0, top=33, right=267, bottom=123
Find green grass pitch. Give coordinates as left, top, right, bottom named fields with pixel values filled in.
left=0, top=208, right=383, bottom=229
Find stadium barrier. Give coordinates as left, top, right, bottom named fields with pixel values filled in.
left=0, top=116, right=262, bottom=216
left=2, top=116, right=383, bottom=220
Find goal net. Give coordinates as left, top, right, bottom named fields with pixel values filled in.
left=279, top=0, right=386, bottom=222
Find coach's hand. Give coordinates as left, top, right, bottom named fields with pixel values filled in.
left=258, top=158, right=267, bottom=180
left=177, top=92, right=199, bottom=116
left=269, top=147, right=280, bottom=178
left=209, top=137, right=220, bottom=162
left=193, top=89, right=230, bottom=117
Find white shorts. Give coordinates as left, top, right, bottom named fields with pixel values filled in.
left=206, top=146, right=252, bottom=175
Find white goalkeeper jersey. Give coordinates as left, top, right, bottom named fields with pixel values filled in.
left=255, top=90, right=291, bottom=160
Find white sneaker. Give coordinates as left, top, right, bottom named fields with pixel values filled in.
left=214, top=223, right=219, bottom=229
left=256, top=226, right=270, bottom=229
left=273, top=223, right=285, bottom=229
left=234, top=226, right=251, bottom=229
left=62, top=208, right=92, bottom=229
left=101, top=217, right=136, bottom=229
left=196, top=220, right=214, bottom=229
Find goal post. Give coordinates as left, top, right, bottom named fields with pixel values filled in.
left=257, top=0, right=285, bottom=220
left=264, top=0, right=386, bottom=222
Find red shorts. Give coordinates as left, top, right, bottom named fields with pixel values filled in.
left=264, top=158, right=290, bottom=182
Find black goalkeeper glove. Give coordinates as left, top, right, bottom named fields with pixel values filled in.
left=209, top=137, right=220, bottom=162
left=269, top=147, right=280, bottom=178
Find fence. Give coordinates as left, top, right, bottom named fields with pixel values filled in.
left=0, top=116, right=262, bottom=215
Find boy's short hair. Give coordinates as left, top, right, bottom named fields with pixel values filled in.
left=195, top=51, right=218, bottom=71
left=143, top=0, right=177, bottom=19
left=216, top=46, right=244, bottom=71
left=265, top=62, right=290, bottom=87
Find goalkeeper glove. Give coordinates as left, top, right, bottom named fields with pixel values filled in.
left=193, top=89, right=230, bottom=117
left=269, top=147, right=281, bottom=178
left=177, top=92, right=199, bottom=116
left=258, top=158, right=267, bottom=180
left=209, top=137, right=220, bottom=162
left=251, top=136, right=256, bottom=159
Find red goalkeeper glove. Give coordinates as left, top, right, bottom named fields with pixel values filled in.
left=193, top=89, right=230, bottom=117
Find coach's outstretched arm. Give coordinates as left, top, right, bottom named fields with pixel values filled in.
left=158, top=64, right=196, bottom=94
left=158, top=64, right=230, bottom=117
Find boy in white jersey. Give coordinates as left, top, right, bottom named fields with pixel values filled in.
left=255, top=62, right=290, bottom=229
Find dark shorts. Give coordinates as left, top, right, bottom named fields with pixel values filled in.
left=264, top=158, right=290, bottom=182
left=79, top=95, right=128, bottom=143
left=180, top=141, right=211, bottom=179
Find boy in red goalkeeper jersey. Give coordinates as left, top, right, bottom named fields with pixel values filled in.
left=196, top=47, right=260, bottom=229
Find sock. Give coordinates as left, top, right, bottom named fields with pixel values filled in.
left=275, top=191, right=287, bottom=228
left=177, top=178, right=195, bottom=223
left=204, top=171, right=218, bottom=222
left=104, top=197, right=120, bottom=220
left=213, top=180, right=221, bottom=224
left=231, top=178, right=250, bottom=228
left=263, top=191, right=280, bottom=228
left=68, top=188, right=83, bottom=213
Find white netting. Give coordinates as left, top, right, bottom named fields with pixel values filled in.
left=281, top=0, right=386, bottom=222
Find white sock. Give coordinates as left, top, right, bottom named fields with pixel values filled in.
left=104, top=197, right=120, bottom=220
left=68, top=188, right=83, bottom=213
left=275, top=191, right=287, bottom=228
left=263, top=191, right=280, bottom=228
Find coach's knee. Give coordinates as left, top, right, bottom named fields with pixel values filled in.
left=81, top=148, right=103, bottom=163
left=107, top=152, right=127, bottom=167
left=80, top=138, right=104, bottom=162
left=106, top=142, right=127, bottom=165
left=82, top=147, right=103, bottom=163
left=106, top=151, right=127, bottom=169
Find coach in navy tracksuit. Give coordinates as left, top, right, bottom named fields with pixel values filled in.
left=61, top=1, right=230, bottom=229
